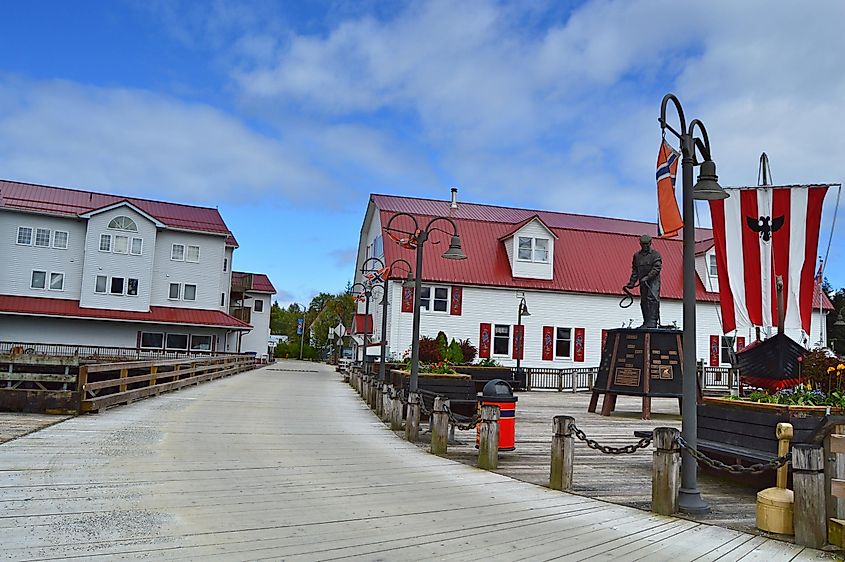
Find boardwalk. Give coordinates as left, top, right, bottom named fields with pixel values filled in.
left=0, top=362, right=832, bottom=561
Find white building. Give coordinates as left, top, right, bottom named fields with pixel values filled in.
left=230, top=272, right=277, bottom=360
left=353, top=192, right=832, bottom=369
left=0, top=179, right=275, bottom=354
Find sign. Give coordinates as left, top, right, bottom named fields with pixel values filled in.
left=297, top=318, right=304, bottom=335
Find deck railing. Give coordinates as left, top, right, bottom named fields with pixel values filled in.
left=0, top=341, right=233, bottom=362
left=520, top=367, right=598, bottom=392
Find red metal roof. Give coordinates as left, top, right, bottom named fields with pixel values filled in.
left=0, top=295, right=251, bottom=328
left=352, top=313, right=373, bottom=334
left=232, top=272, right=277, bottom=294
left=375, top=194, right=834, bottom=310
left=0, top=179, right=238, bottom=247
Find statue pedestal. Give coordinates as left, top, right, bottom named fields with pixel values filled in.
left=588, top=328, right=686, bottom=420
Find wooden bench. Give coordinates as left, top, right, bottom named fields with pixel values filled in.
left=390, top=370, right=478, bottom=420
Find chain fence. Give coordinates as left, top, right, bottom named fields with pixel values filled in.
left=570, top=422, right=652, bottom=455
left=675, top=435, right=791, bottom=475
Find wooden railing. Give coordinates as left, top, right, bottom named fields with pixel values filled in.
left=521, top=367, right=597, bottom=392
left=696, top=365, right=734, bottom=392
left=0, top=341, right=229, bottom=362
left=78, top=354, right=256, bottom=412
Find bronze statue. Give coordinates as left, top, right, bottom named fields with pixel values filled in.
left=625, top=235, right=662, bottom=329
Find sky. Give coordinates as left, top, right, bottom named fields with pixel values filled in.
left=1, top=0, right=843, bottom=306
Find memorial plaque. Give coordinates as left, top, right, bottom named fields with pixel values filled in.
left=614, top=367, right=641, bottom=387
left=593, top=327, right=684, bottom=398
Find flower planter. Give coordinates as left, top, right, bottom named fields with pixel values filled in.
left=451, top=366, right=517, bottom=393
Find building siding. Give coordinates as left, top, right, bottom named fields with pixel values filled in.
left=509, top=220, right=555, bottom=280
left=240, top=291, right=271, bottom=358
left=150, top=230, right=228, bottom=310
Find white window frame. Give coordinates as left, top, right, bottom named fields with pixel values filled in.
left=108, top=216, right=138, bottom=232
left=254, top=298, right=264, bottom=313
left=34, top=228, right=51, bottom=248
left=53, top=231, right=69, bottom=249
left=183, top=284, right=197, bottom=301
left=127, top=278, right=139, bottom=296
left=186, top=245, right=200, bottom=263
left=110, top=276, right=125, bottom=295
left=95, top=275, right=108, bottom=294
left=30, top=270, right=47, bottom=290
left=555, top=327, right=573, bottom=360
left=99, top=234, right=112, bottom=252
left=190, top=334, right=213, bottom=351
left=517, top=236, right=550, bottom=263
left=708, top=254, right=718, bottom=277
left=130, top=237, right=143, bottom=255
left=721, top=335, right=735, bottom=365
left=49, top=272, right=65, bottom=291
left=169, top=283, right=181, bottom=300
left=493, top=324, right=510, bottom=356
left=16, top=226, right=33, bottom=245
left=171, top=244, right=185, bottom=261
left=165, top=333, right=189, bottom=351
left=419, top=285, right=450, bottom=313
left=113, top=235, right=129, bottom=254
left=140, top=332, right=164, bottom=350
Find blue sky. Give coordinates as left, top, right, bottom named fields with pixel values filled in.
left=2, top=1, right=843, bottom=306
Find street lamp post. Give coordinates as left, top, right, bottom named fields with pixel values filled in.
left=360, top=257, right=415, bottom=383
left=516, top=296, right=530, bottom=378
left=349, top=282, right=373, bottom=367
left=384, top=213, right=467, bottom=393
left=659, top=93, right=729, bottom=514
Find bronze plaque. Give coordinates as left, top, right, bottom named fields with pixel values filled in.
left=658, top=365, right=673, bottom=380
left=614, top=367, right=641, bottom=387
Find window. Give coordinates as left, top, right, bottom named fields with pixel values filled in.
left=35, top=228, right=51, bottom=247
left=31, top=270, right=46, bottom=289
left=556, top=327, right=572, bottom=358
left=127, top=278, right=139, bottom=296
left=419, top=286, right=449, bottom=312
left=53, top=231, right=68, bottom=249
left=254, top=299, right=264, bottom=313
left=171, top=244, right=185, bottom=261
left=110, top=277, right=125, bottom=295
left=223, top=258, right=228, bottom=272
left=165, top=333, right=189, bottom=350
left=183, top=284, right=197, bottom=301
left=419, top=287, right=430, bottom=310
left=190, top=335, right=212, bottom=351
left=493, top=324, right=510, bottom=355
left=95, top=275, right=107, bottom=293
left=130, top=238, right=143, bottom=255
left=221, top=292, right=226, bottom=306
left=108, top=216, right=138, bottom=231
left=186, top=245, right=200, bottom=263
left=708, top=254, right=718, bottom=277
left=113, top=235, right=129, bottom=254
left=721, top=336, right=735, bottom=365
left=169, top=283, right=181, bottom=300
left=517, top=236, right=550, bottom=263
left=373, top=235, right=384, bottom=257
left=49, top=272, right=64, bottom=291
left=140, top=332, right=164, bottom=349
left=16, top=226, right=33, bottom=245
left=99, top=234, right=112, bottom=252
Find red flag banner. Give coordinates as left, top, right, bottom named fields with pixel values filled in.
left=574, top=328, right=585, bottom=362
left=736, top=336, right=746, bottom=351
left=657, top=140, right=683, bottom=238
left=401, top=286, right=414, bottom=313
left=601, top=329, right=608, bottom=354
left=542, top=326, right=554, bottom=361
left=709, top=335, right=720, bottom=366
left=709, top=185, right=828, bottom=334
left=512, top=324, right=524, bottom=360
left=479, top=323, right=491, bottom=358
left=450, top=286, right=462, bottom=316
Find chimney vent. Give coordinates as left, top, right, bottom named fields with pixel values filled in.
left=450, top=187, right=458, bottom=210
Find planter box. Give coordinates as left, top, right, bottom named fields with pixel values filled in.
left=451, top=366, right=517, bottom=393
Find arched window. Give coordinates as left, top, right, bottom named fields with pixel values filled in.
left=108, top=216, right=138, bottom=232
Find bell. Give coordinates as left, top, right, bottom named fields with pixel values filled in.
left=693, top=160, right=728, bottom=200
left=442, top=235, right=467, bottom=260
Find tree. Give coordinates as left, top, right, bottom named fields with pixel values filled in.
left=825, top=282, right=845, bottom=352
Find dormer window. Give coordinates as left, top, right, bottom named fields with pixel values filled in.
left=108, top=216, right=138, bottom=232
left=518, top=236, right=549, bottom=263
left=708, top=254, right=718, bottom=277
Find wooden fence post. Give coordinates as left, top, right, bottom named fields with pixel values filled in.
left=431, top=397, right=449, bottom=455
left=651, top=427, right=681, bottom=515
left=405, top=392, right=421, bottom=442
left=149, top=366, right=158, bottom=388
left=119, top=368, right=128, bottom=393
left=478, top=404, right=500, bottom=470
left=380, top=384, right=391, bottom=422
left=793, top=444, right=827, bottom=548
left=391, top=388, right=404, bottom=431
left=557, top=370, right=564, bottom=392
left=549, top=415, right=574, bottom=491
left=826, top=426, right=845, bottom=523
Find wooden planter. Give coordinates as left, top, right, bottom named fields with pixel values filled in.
left=451, top=366, right=517, bottom=393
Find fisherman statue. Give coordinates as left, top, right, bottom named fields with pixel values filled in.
left=625, top=234, right=662, bottom=329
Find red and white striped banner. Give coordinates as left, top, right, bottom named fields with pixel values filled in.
left=709, top=185, right=828, bottom=334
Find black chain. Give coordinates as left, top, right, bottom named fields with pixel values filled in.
left=675, top=436, right=791, bottom=474
left=570, top=423, right=652, bottom=455
left=444, top=403, right=480, bottom=431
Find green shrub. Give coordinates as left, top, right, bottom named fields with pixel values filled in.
left=444, top=339, right=464, bottom=364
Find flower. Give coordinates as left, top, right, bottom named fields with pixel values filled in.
left=838, top=364, right=845, bottom=371
left=830, top=367, right=837, bottom=374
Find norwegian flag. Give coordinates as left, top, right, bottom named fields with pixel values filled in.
left=365, top=266, right=390, bottom=284
left=815, top=259, right=824, bottom=285
left=656, top=140, right=683, bottom=238
left=709, top=185, right=828, bottom=334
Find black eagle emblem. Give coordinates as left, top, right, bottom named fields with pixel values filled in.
left=746, top=215, right=785, bottom=242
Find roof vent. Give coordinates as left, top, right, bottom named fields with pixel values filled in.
left=450, top=187, right=458, bottom=211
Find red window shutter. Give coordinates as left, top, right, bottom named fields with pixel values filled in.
left=542, top=326, right=553, bottom=361
left=736, top=336, right=746, bottom=351
left=401, top=286, right=414, bottom=313
left=601, top=329, right=608, bottom=354
left=450, top=286, right=462, bottom=315
left=574, top=328, right=585, bottom=362
left=479, top=323, right=491, bottom=358
left=512, top=324, right=524, bottom=360
left=709, top=335, right=720, bottom=366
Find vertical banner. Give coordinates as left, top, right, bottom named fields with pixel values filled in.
left=479, top=323, right=491, bottom=358
left=736, top=336, right=746, bottom=351
left=574, top=328, right=585, bottom=362
left=601, top=329, right=608, bottom=353
left=450, top=286, right=462, bottom=315
left=512, top=324, right=524, bottom=360
left=542, top=326, right=554, bottom=361
left=709, top=335, right=720, bottom=366
left=401, top=286, right=414, bottom=313
left=296, top=317, right=304, bottom=335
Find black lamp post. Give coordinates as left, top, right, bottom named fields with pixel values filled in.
left=361, top=256, right=414, bottom=383
left=384, top=213, right=467, bottom=393
left=516, top=296, right=530, bottom=378
left=349, top=281, right=373, bottom=366
left=659, top=93, right=729, bottom=514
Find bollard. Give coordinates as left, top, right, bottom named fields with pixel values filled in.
left=391, top=390, right=404, bottom=430
left=380, top=384, right=391, bottom=422
left=793, top=444, right=826, bottom=548
left=431, top=397, right=449, bottom=455
left=550, top=415, right=575, bottom=491
left=651, top=427, right=681, bottom=515
left=405, top=392, right=421, bottom=442
left=478, top=404, right=500, bottom=470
